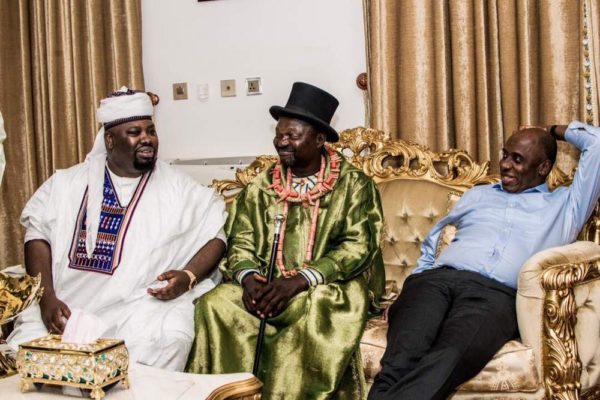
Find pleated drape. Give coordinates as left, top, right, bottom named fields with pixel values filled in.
left=0, top=0, right=145, bottom=267
left=365, top=0, right=599, bottom=170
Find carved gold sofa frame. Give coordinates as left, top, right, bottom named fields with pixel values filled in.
left=212, top=127, right=600, bottom=400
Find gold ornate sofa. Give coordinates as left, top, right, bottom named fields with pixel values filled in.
left=212, top=127, right=600, bottom=400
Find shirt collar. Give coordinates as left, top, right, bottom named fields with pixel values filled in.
left=492, top=182, right=549, bottom=193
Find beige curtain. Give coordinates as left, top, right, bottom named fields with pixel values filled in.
left=0, top=0, right=145, bottom=267
left=365, top=0, right=600, bottom=170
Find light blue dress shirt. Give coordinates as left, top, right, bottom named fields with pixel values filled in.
left=413, top=121, right=600, bottom=289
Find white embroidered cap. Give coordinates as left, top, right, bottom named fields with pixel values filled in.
left=96, top=86, right=154, bottom=130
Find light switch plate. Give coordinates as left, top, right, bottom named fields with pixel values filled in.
left=220, top=79, right=236, bottom=97
left=197, top=83, right=209, bottom=101
left=246, top=77, right=262, bottom=95
left=172, top=82, right=188, bottom=100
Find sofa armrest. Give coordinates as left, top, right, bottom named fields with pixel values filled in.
left=517, top=241, right=600, bottom=399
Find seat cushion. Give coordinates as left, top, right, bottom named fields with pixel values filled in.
left=457, top=340, right=539, bottom=392
left=360, top=317, right=539, bottom=392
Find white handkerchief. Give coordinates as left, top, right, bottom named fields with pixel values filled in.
left=61, top=309, right=108, bottom=344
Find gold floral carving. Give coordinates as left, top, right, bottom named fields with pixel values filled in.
left=330, top=127, right=391, bottom=168
left=0, top=272, right=43, bottom=324
left=0, top=272, right=43, bottom=377
left=211, top=127, right=495, bottom=200
left=332, top=127, right=495, bottom=188
left=580, top=203, right=600, bottom=246
left=541, top=260, right=600, bottom=400
left=206, top=376, right=263, bottom=400
left=547, top=166, right=575, bottom=191
left=211, top=156, right=278, bottom=203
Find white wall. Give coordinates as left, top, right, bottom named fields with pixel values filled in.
left=142, top=0, right=367, bottom=160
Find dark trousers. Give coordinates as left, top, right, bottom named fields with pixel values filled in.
left=368, top=268, right=518, bottom=400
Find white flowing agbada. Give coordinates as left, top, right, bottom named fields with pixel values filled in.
left=8, top=157, right=226, bottom=371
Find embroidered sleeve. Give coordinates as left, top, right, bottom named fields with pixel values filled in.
left=235, top=268, right=261, bottom=285
left=298, top=268, right=325, bottom=286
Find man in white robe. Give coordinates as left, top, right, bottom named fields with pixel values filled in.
left=8, top=88, right=226, bottom=371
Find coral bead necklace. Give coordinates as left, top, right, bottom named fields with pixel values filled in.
left=269, top=147, right=341, bottom=277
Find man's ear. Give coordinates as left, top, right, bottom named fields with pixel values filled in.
left=316, top=132, right=326, bottom=148
left=538, top=159, right=552, bottom=178
left=104, top=130, right=114, bottom=151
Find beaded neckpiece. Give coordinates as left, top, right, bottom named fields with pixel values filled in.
left=269, top=147, right=341, bottom=277
left=269, top=147, right=341, bottom=206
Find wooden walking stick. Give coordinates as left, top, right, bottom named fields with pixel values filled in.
left=252, top=214, right=285, bottom=376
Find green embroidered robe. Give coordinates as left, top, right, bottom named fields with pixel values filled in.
left=186, top=153, right=385, bottom=399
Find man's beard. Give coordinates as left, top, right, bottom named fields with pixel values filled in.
left=133, top=157, right=156, bottom=172
left=281, top=156, right=296, bottom=167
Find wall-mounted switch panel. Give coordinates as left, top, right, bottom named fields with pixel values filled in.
left=220, top=79, right=236, bottom=97
left=172, top=82, right=188, bottom=100
left=197, top=83, right=209, bottom=101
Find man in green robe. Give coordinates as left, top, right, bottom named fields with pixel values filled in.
left=186, top=82, right=385, bottom=399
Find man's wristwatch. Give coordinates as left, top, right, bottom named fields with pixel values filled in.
left=183, top=269, right=197, bottom=291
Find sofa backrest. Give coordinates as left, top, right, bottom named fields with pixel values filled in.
left=211, top=127, right=600, bottom=289
left=329, top=128, right=495, bottom=290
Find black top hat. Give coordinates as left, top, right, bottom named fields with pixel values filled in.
left=269, top=82, right=340, bottom=142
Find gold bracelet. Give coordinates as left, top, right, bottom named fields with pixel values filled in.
left=183, top=269, right=197, bottom=291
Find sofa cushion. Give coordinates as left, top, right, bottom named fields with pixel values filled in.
left=361, top=316, right=388, bottom=383
left=360, top=317, right=539, bottom=392
left=457, top=340, right=539, bottom=392
left=379, top=179, right=459, bottom=290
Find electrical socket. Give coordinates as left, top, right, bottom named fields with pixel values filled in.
left=246, top=77, right=262, bottom=95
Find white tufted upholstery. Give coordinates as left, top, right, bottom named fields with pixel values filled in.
left=379, top=179, right=461, bottom=292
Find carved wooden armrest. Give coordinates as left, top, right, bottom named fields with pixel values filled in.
left=518, top=241, right=600, bottom=400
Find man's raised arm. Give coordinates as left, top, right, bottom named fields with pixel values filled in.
left=552, top=122, right=600, bottom=233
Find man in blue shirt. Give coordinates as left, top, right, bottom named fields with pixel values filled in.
left=369, top=122, right=600, bottom=400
